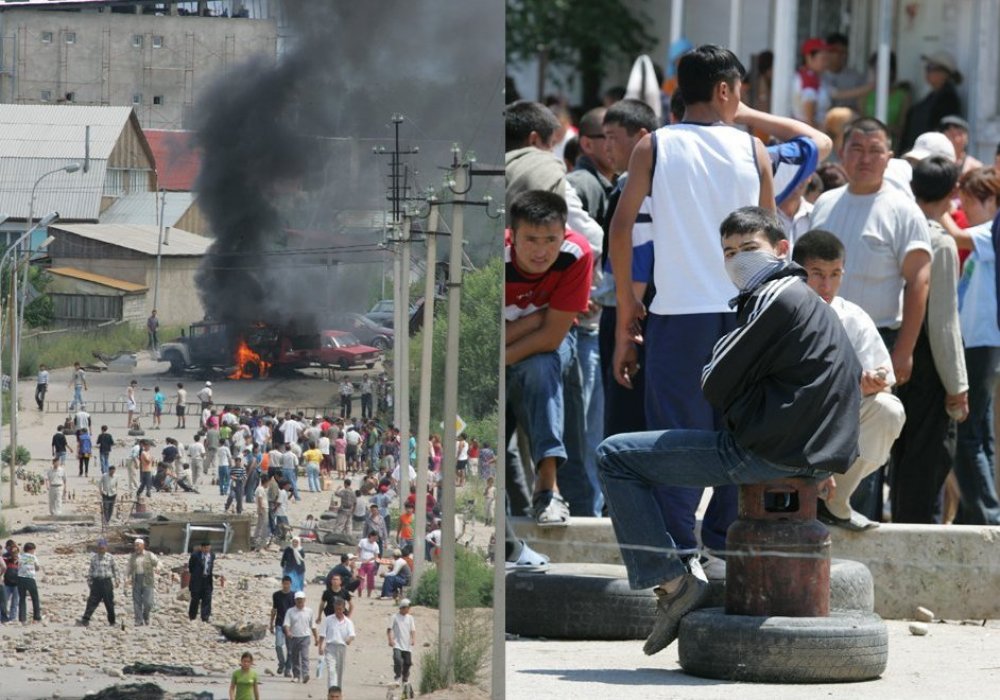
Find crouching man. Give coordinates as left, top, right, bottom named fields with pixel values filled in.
left=597, top=206, right=861, bottom=656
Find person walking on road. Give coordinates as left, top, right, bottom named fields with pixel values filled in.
left=282, top=591, right=318, bottom=684
left=187, top=541, right=217, bottom=623
left=45, top=459, right=66, bottom=516
left=99, top=465, right=120, bottom=525
left=78, top=538, right=118, bottom=626
left=388, top=598, right=416, bottom=687
left=147, top=310, right=159, bottom=352
left=34, top=364, right=48, bottom=410
left=318, top=597, right=355, bottom=691
left=269, top=576, right=296, bottom=677
left=69, top=361, right=87, bottom=410
left=126, top=538, right=159, bottom=626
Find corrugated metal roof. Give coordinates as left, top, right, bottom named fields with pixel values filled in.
left=145, top=130, right=201, bottom=191
left=0, top=105, right=132, bottom=160
left=50, top=223, right=212, bottom=257
left=100, top=192, right=196, bottom=227
left=47, top=266, right=148, bottom=293
left=0, top=105, right=138, bottom=221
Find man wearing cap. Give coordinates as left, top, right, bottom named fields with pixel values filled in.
left=902, top=131, right=956, bottom=165
left=901, top=51, right=963, bottom=153
left=99, top=465, right=120, bottom=525
left=125, top=538, right=159, bottom=626
left=940, top=115, right=983, bottom=174
left=79, top=538, right=118, bottom=626
left=282, top=590, right=318, bottom=683
left=379, top=548, right=411, bottom=601
left=187, top=541, right=217, bottom=623
left=792, top=37, right=831, bottom=128
left=318, top=597, right=355, bottom=691
left=387, top=599, right=416, bottom=686
left=198, top=381, right=213, bottom=411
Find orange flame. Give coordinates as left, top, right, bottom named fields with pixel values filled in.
left=229, top=338, right=271, bottom=379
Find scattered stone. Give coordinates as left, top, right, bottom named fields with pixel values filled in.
left=909, top=622, right=929, bottom=636
left=915, top=606, right=935, bottom=622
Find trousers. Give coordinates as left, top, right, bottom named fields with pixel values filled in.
left=188, top=581, right=213, bottom=621
left=325, top=644, right=347, bottom=688
left=82, top=578, right=115, bottom=624
left=288, top=635, right=310, bottom=680
left=392, top=648, right=413, bottom=682
left=131, top=576, right=154, bottom=625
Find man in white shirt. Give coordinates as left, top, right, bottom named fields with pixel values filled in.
left=175, top=383, right=187, bottom=429
left=387, top=598, right=416, bottom=686
left=318, top=597, right=355, bottom=691
left=281, top=415, right=303, bottom=446
left=810, top=117, right=932, bottom=519
left=282, top=591, right=318, bottom=683
left=254, top=475, right=270, bottom=546
left=196, top=382, right=213, bottom=411
left=187, top=435, right=206, bottom=485
left=99, top=465, right=120, bottom=525
left=339, top=380, right=354, bottom=419
left=360, top=374, right=374, bottom=419
left=344, top=425, right=362, bottom=470
left=793, top=230, right=907, bottom=530
left=280, top=443, right=301, bottom=502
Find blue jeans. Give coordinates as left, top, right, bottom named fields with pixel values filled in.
left=381, top=573, right=409, bottom=598
left=506, top=334, right=574, bottom=506
left=70, top=385, right=84, bottom=410
left=218, top=465, right=230, bottom=496
left=283, top=467, right=301, bottom=501
left=275, top=625, right=290, bottom=672
left=644, top=312, right=739, bottom=554
left=597, top=429, right=827, bottom=590
left=306, top=463, right=321, bottom=492
left=99, top=452, right=111, bottom=475
left=558, top=326, right=605, bottom=516
left=3, top=583, right=17, bottom=621
left=954, top=346, right=1000, bottom=524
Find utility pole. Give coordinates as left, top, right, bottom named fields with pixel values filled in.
left=374, top=114, right=418, bottom=506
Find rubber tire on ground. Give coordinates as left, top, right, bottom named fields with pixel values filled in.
left=678, top=608, right=888, bottom=683
left=321, top=531, right=356, bottom=546
left=506, top=560, right=873, bottom=641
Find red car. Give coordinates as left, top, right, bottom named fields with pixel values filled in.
left=279, top=330, right=381, bottom=371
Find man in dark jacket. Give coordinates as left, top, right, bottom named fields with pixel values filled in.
left=597, top=206, right=861, bottom=657
left=187, top=541, right=217, bottom=622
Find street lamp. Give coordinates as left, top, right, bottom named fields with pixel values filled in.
left=1, top=212, right=58, bottom=508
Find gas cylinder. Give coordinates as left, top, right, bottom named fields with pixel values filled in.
left=725, top=477, right=831, bottom=617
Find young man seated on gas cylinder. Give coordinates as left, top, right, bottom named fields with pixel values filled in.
left=597, top=206, right=861, bottom=656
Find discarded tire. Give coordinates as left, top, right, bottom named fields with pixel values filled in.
left=678, top=608, right=888, bottom=682
left=321, top=532, right=356, bottom=546
left=506, top=560, right=873, bottom=640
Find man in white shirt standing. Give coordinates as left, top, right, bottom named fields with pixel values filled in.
left=360, top=374, right=374, bottom=419
left=318, top=597, right=355, bottom=692
left=197, top=381, right=213, bottom=411
left=387, top=598, right=416, bottom=688
left=810, top=116, right=932, bottom=519
left=282, top=591, right=317, bottom=684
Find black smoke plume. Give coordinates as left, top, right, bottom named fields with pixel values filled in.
left=193, top=0, right=503, bottom=334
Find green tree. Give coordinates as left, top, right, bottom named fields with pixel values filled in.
left=506, top=0, right=656, bottom=106
left=409, top=256, right=501, bottom=431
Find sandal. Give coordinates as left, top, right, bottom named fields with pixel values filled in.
left=505, top=539, right=550, bottom=572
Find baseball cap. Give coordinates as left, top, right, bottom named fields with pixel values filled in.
left=346, top=553, right=357, bottom=560
left=205, top=381, right=212, bottom=387
left=392, top=548, right=402, bottom=557
left=921, top=51, right=960, bottom=78
left=294, top=591, right=306, bottom=600
left=398, top=598, right=411, bottom=608
left=801, top=37, right=829, bottom=56
left=903, top=132, right=956, bottom=162
left=939, top=115, right=970, bottom=132
left=134, top=538, right=144, bottom=545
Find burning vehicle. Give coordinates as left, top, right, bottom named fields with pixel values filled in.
left=158, top=321, right=381, bottom=377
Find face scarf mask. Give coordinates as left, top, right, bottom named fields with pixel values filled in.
left=724, top=249, right=785, bottom=292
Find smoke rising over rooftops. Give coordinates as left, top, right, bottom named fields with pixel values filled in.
left=193, top=0, right=503, bottom=332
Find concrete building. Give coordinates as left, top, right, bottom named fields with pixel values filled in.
left=509, top=0, right=1000, bottom=164
left=45, top=222, right=211, bottom=326
left=0, top=1, right=278, bottom=130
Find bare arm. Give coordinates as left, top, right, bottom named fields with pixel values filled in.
left=505, top=308, right=577, bottom=366
left=754, top=137, right=777, bottom=212
left=940, top=211, right=974, bottom=250
left=609, top=136, right=653, bottom=387
left=893, top=249, right=932, bottom=384
left=734, top=103, right=834, bottom=162
left=505, top=310, right=545, bottom=347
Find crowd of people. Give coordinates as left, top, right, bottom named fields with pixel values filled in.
left=504, top=38, right=1000, bottom=655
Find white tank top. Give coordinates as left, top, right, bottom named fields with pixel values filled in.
left=648, top=123, right=761, bottom=315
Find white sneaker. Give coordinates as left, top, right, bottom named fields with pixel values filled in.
left=701, top=553, right=727, bottom=580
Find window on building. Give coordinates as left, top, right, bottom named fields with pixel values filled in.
left=153, top=95, right=164, bottom=106
left=41, top=32, right=53, bottom=44
left=132, top=35, right=143, bottom=48
left=41, top=90, right=52, bottom=101
left=152, top=35, right=163, bottom=48
left=132, top=93, right=142, bottom=105
left=65, top=32, right=76, bottom=45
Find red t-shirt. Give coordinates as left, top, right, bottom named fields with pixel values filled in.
left=504, top=228, right=592, bottom=321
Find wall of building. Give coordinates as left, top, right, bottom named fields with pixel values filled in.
left=122, top=291, right=147, bottom=325
left=0, top=10, right=277, bottom=129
